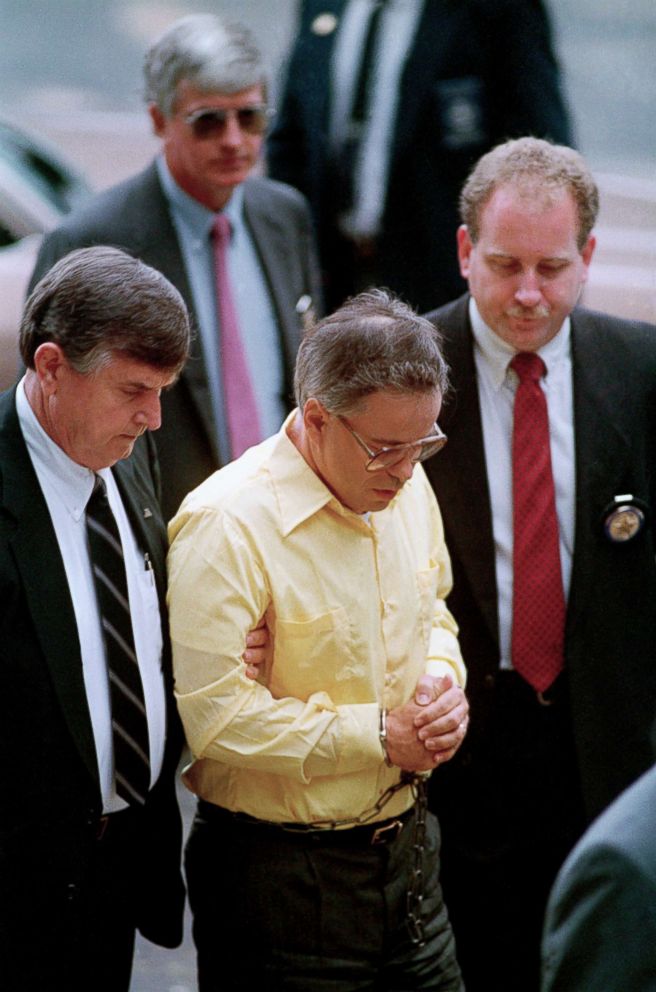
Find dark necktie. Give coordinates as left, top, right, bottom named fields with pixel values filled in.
left=86, top=475, right=151, bottom=805
left=212, top=213, right=262, bottom=459
left=510, top=352, right=565, bottom=695
left=338, top=0, right=387, bottom=212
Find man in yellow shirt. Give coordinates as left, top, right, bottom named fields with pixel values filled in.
left=168, top=289, right=468, bottom=991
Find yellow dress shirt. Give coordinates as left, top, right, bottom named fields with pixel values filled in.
left=168, top=415, right=465, bottom=824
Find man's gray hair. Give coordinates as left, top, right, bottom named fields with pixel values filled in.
left=460, top=137, right=600, bottom=250
left=144, top=14, right=266, bottom=116
left=20, top=246, right=191, bottom=375
left=294, top=289, right=449, bottom=415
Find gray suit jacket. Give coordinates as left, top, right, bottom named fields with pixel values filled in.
left=29, top=163, right=323, bottom=519
left=542, top=762, right=656, bottom=990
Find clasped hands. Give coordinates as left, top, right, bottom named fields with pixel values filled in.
left=242, top=619, right=469, bottom=773
left=385, top=673, right=469, bottom=773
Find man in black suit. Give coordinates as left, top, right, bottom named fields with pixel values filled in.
left=541, top=761, right=656, bottom=990
left=268, top=0, right=571, bottom=313
left=423, top=137, right=656, bottom=991
left=0, top=246, right=191, bottom=991
left=30, top=13, right=322, bottom=520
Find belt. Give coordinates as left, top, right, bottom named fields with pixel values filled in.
left=197, top=799, right=414, bottom=846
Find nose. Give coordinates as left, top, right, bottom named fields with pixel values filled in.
left=219, top=111, right=244, bottom=147
left=134, top=392, right=162, bottom=432
left=386, top=455, right=415, bottom=484
left=514, top=269, right=543, bottom=309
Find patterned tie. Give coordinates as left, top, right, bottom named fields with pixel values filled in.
left=212, top=213, right=261, bottom=459
left=510, top=352, right=565, bottom=694
left=86, top=476, right=151, bottom=805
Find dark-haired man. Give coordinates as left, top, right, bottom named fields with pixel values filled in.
left=0, top=246, right=191, bottom=991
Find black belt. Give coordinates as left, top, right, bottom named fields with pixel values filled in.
left=197, top=799, right=414, bottom=846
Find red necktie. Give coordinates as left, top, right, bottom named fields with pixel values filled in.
left=510, top=352, right=565, bottom=694
left=212, top=213, right=261, bottom=459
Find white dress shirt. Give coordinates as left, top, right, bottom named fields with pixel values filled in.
left=17, top=380, right=166, bottom=811
left=469, top=299, right=576, bottom=670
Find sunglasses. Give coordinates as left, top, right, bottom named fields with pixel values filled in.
left=184, top=105, right=275, bottom=139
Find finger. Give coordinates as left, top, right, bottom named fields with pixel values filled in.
left=414, top=674, right=440, bottom=705
left=423, top=716, right=469, bottom=752
left=414, top=688, right=468, bottom=728
left=245, top=628, right=267, bottom=648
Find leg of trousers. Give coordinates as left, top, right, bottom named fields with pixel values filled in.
left=185, top=804, right=464, bottom=992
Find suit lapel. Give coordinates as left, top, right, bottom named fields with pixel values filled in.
left=427, top=297, right=499, bottom=646
left=131, top=164, right=218, bottom=456
left=568, top=310, right=633, bottom=625
left=0, top=391, right=98, bottom=782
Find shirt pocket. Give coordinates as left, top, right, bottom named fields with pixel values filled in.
left=272, top=606, right=364, bottom=701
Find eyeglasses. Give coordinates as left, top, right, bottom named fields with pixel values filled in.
left=184, top=105, right=275, bottom=139
left=338, top=417, right=447, bottom=472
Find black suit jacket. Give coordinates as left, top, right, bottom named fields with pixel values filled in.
left=424, top=295, right=656, bottom=822
left=541, top=762, right=656, bottom=990
left=268, top=0, right=571, bottom=312
left=0, top=387, right=185, bottom=971
left=29, top=164, right=323, bottom=519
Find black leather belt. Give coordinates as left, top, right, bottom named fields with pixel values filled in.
left=197, top=799, right=414, bottom=846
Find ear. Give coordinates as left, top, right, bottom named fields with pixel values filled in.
left=579, top=234, right=596, bottom=282
left=33, top=342, right=69, bottom=394
left=148, top=103, right=167, bottom=138
left=302, top=398, right=329, bottom=445
left=456, top=225, right=474, bottom=279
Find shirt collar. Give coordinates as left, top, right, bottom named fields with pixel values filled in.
left=268, top=413, right=374, bottom=537
left=156, top=154, right=245, bottom=241
left=16, top=377, right=109, bottom=521
left=469, top=297, right=571, bottom=389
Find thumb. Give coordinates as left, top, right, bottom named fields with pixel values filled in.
left=415, top=674, right=438, bottom=706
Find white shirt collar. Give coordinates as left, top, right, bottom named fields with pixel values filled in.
left=469, top=297, right=571, bottom=390
left=16, top=377, right=109, bottom=521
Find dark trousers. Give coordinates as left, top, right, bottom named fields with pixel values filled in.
left=185, top=800, right=464, bottom=991
left=430, top=671, right=587, bottom=992
left=1, top=808, right=141, bottom=992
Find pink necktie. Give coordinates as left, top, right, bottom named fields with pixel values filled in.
left=510, top=352, right=565, bottom=694
left=212, top=213, right=261, bottom=459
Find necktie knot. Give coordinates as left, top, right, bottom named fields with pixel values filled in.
left=212, top=212, right=231, bottom=245
left=510, top=352, right=546, bottom=384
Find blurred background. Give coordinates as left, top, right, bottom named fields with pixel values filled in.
left=0, top=1, right=654, bottom=987
left=0, top=0, right=654, bottom=392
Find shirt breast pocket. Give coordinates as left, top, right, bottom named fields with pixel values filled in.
left=273, top=607, right=363, bottom=700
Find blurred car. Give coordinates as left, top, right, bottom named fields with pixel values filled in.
left=0, top=118, right=92, bottom=388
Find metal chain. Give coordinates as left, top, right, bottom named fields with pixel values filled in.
left=281, top=772, right=417, bottom=832
left=406, top=774, right=428, bottom=946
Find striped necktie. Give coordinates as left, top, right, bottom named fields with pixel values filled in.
left=86, top=475, right=151, bottom=805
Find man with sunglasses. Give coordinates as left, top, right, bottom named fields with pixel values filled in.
left=30, top=14, right=322, bottom=521
left=168, top=289, right=468, bottom=991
